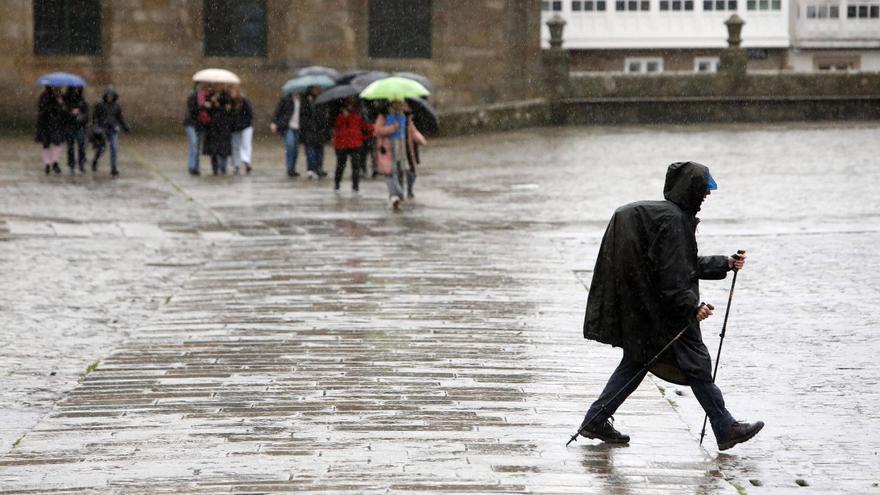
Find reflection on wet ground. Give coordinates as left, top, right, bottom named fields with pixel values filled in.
left=1, top=123, right=878, bottom=493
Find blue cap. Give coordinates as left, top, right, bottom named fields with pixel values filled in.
left=706, top=174, right=718, bottom=191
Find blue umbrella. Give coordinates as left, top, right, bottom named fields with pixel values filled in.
left=282, top=75, right=335, bottom=95
left=37, top=72, right=86, bottom=87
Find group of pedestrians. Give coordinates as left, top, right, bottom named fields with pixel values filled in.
left=267, top=86, right=427, bottom=209
left=35, top=85, right=130, bottom=176
left=183, top=84, right=253, bottom=175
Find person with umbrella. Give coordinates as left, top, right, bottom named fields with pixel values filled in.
left=573, top=162, right=763, bottom=451
left=35, top=72, right=86, bottom=175
left=229, top=86, right=254, bottom=175
left=63, top=86, right=89, bottom=174
left=202, top=86, right=234, bottom=175
left=90, top=86, right=130, bottom=176
left=189, top=70, right=241, bottom=176
left=300, top=85, right=331, bottom=179
left=35, top=85, right=65, bottom=175
left=360, top=77, right=430, bottom=210
left=270, top=93, right=302, bottom=178
left=182, top=83, right=208, bottom=176
left=402, top=100, right=429, bottom=200
left=331, top=96, right=373, bottom=194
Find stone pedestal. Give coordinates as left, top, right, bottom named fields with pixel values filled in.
left=542, top=15, right=570, bottom=101
left=719, top=14, right=747, bottom=76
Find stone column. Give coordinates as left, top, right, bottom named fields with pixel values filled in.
left=719, top=14, right=747, bottom=75
left=542, top=15, right=570, bottom=101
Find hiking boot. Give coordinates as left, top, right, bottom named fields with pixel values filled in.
left=578, top=416, right=629, bottom=444
left=717, top=420, right=764, bottom=451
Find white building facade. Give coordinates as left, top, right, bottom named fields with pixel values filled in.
left=789, top=0, right=880, bottom=71
left=541, top=0, right=880, bottom=72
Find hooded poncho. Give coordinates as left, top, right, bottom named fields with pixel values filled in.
left=583, top=162, right=730, bottom=380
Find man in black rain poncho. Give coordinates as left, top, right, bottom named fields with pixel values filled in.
left=576, top=161, right=763, bottom=451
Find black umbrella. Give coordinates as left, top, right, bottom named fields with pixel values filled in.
left=395, top=72, right=433, bottom=92
left=335, top=69, right=368, bottom=85
left=406, top=97, right=439, bottom=135
left=350, top=71, right=390, bottom=91
left=314, top=84, right=360, bottom=105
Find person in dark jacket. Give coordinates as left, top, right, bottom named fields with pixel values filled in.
left=229, top=86, right=253, bottom=175
left=270, top=92, right=301, bottom=177
left=63, top=86, right=89, bottom=174
left=35, top=86, right=65, bottom=175
left=91, top=85, right=130, bottom=176
left=575, top=162, right=763, bottom=452
left=332, top=96, right=373, bottom=193
left=183, top=83, right=208, bottom=175
left=202, top=89, right=234, bottom=175
left=300, top=85, right=330, bottom=179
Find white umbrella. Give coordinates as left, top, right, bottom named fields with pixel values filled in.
left=192, top=68, right=241, bottom=84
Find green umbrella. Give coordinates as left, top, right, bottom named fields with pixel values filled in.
left=359, top=76, right=430, bottom=101
left=282, top=75, right=335, bottom=95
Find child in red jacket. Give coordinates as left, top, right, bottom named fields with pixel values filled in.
left=333, top=97, right=373, bottom=194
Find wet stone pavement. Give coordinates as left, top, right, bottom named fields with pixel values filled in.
left=0, top=123, right=878, bottom=494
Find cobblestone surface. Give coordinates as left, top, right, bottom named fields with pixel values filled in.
left=1, top=123, right=879, bottom=493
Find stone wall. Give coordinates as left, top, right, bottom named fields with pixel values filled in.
left=568, top=72, right=880, bottom=99
left=569, top=48, right=787, bottom=73
left=0, top=0, right=542, bottom=133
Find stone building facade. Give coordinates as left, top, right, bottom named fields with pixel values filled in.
left=0, top=1, right=542, bottom=132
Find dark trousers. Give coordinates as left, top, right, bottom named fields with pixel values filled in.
left=585, top=348, right=735, bottom=438
left=334, top=148, right=362, bottom=191
left=305, top=143, right=324, bottom=174
left=66, top=128, right=86, bottom=170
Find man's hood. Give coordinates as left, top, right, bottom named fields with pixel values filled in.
left=663, top=161, right=711, bottom=215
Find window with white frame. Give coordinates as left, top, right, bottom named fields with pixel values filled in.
left=694, top=57, right=720, bottom=73
left=846, top=2, right=879, bottom=17
left=703, top=0, right=737, bottom=10
left=542, top=1, right=563, bottom=11
left=616, top=0, right=651, bottom=11
left=660, top=0, right=695, bottom=9
left=747, top=0, right=781, bottom=9
left=805, top=3, right=840, bottom=17
left=572, top=0, right=608, bottom=10
left=625, top=57, right=664, bottom=73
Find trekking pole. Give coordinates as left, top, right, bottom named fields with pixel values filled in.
left=699, top=250, right=745, bottom=446
left=566, top=303, right=714, bottom=447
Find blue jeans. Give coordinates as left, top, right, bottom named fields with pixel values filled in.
left=185, top=126, right=201, bottom=173
left=94, top=130, right=119, bottom=172
left=66, top=128, right=86, bottom=170
left=284, top=129, right=300, bottom=174
left=305, top=143, right=324, bottom=174
left=585, top=351, right=735, bottom=439
left=386, top=161, right=405, bottom=199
